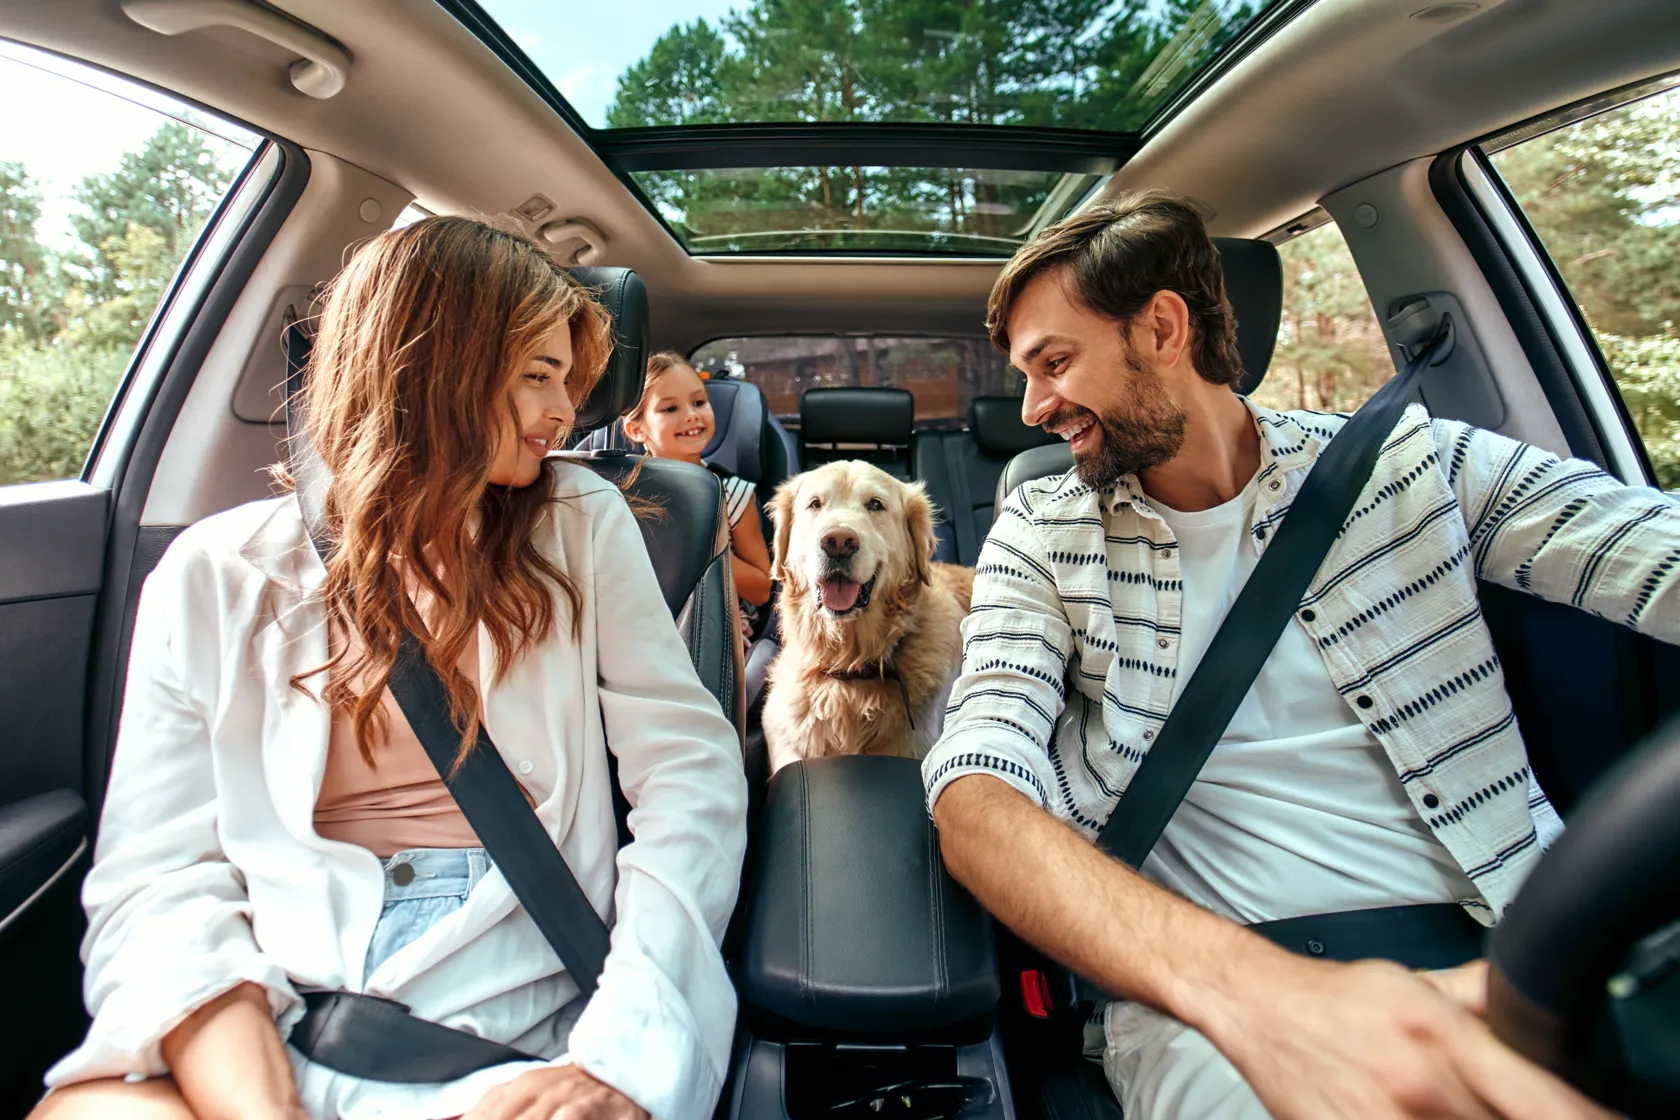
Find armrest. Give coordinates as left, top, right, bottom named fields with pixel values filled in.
left=0, top=789, right=87, bottom=928
left=743, top=756, right=998, bottom=1037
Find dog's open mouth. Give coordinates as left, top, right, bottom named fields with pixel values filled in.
left=818, top=573, right=877, bottom=616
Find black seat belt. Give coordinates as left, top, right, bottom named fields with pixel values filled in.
left=284, top=429, right=616, bottom=1082
left=1089, top=317, right=1484, bottom=970
left=944, top=436, right=980, bottom=565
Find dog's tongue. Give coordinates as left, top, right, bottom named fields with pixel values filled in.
left=820, top=576, right=861, bottom=612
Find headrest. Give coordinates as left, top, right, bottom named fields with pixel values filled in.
left=970, top=395, right=1057, bottom=460
left=800, top=387, right=913, bottom=446
left=568, top=266, right=646, bottom=434
left=995, top=442, right=1073, bottom=516
left=698, top=378, right=764, bottom=482
left=1211, top=237, right=1283, bottom=395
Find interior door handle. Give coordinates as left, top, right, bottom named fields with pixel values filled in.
left=0, top=790, right=88, bottom=939
left=122, top=0, right=351, bottom=99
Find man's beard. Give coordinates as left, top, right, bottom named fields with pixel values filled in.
left=1046, top=352, right=1187, bottom=490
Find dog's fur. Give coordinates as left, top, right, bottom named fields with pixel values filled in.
left=762, top=461, right=974, bottom=773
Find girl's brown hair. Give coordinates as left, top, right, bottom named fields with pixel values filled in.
left=627, top=349, right=697, bottom=424
left=292, top=215, right=612, bottom=767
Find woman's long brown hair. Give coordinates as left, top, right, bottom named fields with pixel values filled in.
left=289, top=216, right=611, bottom=768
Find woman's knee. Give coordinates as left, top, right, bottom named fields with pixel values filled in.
left=28, top=1077, right=195, bottom=1120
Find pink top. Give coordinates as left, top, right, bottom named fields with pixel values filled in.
left=314, top=620, right=486, bottom=858
left=314, top=686, right=482, bottom=857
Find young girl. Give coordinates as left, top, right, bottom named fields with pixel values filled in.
left=34, top=218, right=747, bottom=1120
left=621, top=353, right=773, bottom=643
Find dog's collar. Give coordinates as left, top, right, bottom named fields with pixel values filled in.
left=821, top=647, right=916, bottom=731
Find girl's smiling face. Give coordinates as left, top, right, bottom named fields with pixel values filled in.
left=625, top=363, right=714, bottom=463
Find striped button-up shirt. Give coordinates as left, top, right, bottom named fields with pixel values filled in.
left=923, top=400, right=1680, bottom=920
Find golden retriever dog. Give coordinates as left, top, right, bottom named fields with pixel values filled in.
left=762, top=461, right=974, bottom=773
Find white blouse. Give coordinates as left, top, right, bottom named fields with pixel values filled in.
left=45, top=463, right=749, bottom=1120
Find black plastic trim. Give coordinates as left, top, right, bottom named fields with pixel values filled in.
left=1428, top=147, right=1614, bottom=470
left=83, top=140, right=311, bottom=815
left=599, top=123, right=1134, bottom=174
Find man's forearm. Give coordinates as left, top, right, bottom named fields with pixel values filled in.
left=932, top=773, right=1290, bottom=1037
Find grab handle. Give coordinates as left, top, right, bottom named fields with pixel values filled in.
left=123, top=0, right=350, bottom=99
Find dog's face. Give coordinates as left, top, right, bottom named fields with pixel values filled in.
left=770, top=461, right=937, bottom=622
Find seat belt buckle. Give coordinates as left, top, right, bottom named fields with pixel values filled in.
left=1020, top=969, right=1055, bottom=1018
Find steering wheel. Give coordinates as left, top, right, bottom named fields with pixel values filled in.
left=1487, top=715, right=1680, bottom=1117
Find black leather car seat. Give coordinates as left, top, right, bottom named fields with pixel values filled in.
left=799, top=386, right=915, bottom=479
left=913, top=396, right=1058, bottom=565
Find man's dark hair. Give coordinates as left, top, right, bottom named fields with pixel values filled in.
left=987, top=190, right=1244, bottom=387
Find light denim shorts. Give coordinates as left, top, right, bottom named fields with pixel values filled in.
left=364, top=846, right=491, bottom=985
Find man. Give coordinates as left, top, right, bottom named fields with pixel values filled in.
left=923, top=190, right=1679, bottom=1119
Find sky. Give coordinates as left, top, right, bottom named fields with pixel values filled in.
left=0, top=41, right=256, bottom=251
left=473, top=0, right=742, bottom=128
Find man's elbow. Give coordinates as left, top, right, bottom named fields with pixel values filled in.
left=930, top=774, right=1014, bottom=880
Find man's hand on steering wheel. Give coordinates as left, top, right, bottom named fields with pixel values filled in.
left=1203, top=953, right=1616, bottom=1120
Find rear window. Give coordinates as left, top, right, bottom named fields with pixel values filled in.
left=690, top=336, right=1019, bottom=430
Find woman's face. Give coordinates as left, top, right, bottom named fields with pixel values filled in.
left=487, top=320, right=577, bottom=488
left=626, top=364, right=713, bottom=463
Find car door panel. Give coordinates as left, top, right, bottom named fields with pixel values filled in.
left=0, top=485, right=107, bottom=813
left=0, top=790, right=87, bottom=934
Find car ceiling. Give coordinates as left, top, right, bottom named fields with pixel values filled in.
left=4, top=0, right=1678, bottom=354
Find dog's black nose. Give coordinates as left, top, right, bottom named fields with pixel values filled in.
left=821, top=529, right=859, bottom=559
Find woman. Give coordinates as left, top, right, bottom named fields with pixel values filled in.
left=33, top=218, right=748, bottom=1120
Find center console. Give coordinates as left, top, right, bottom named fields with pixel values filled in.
left=728, top=755, right=1014, bottom=1118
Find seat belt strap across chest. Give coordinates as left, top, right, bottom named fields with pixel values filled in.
left=1095, top=320, right=1454, bottom=868
left=285, top=452, right=616, bottom=1081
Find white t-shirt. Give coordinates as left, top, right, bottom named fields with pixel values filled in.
left=1137, top=474, right=1476, bottom=925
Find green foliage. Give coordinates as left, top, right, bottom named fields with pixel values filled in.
left=71, top=122, right=232, bottom=301
left=0, top=335, right=127, bottom=486
left=1597, top=330, right=1680, bottom=490
left=1493, top=91, right=1680, bottom=490
left=0, top=122, right=234, bottom=485
left=0, top=162, right=58, bottom=341
left=607, top=0, right=1262, bottom=249
left=1248, top=222, right=1389, bottom=415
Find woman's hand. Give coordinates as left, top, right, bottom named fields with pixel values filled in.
left=462, top=1065, right=648, bottom=1120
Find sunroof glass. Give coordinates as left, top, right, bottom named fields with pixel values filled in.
left=472, top=0, right=1281, bottom=133
left=631, top=165, right=1101, bottom=254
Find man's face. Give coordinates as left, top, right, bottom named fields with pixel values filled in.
left=1007, top=267, right=1187, bottom=489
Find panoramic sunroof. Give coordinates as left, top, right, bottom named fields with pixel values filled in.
left=449, top=0, right=1288, bottom=255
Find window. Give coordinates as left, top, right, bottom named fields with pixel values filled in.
left=1485, top=83, right=1680, bottom=490
left=462, top=0, right=1288, bottom=256
left=476, top=0, right=1283, bottom=133
left=1249, top=215, right=1391, bottom=415
left=0, top=42, right=259, bottom=486
left=691, top=336, right=1017, bottom=429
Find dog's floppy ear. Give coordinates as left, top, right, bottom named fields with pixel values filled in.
left=902, top=480, right=937, bottom=587
left=768, top=477, right=799, bottom=583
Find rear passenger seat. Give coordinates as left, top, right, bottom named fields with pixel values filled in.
left=913, top=396, right=1057, bottom=565
left=799, top=386, right=915, bottom=479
